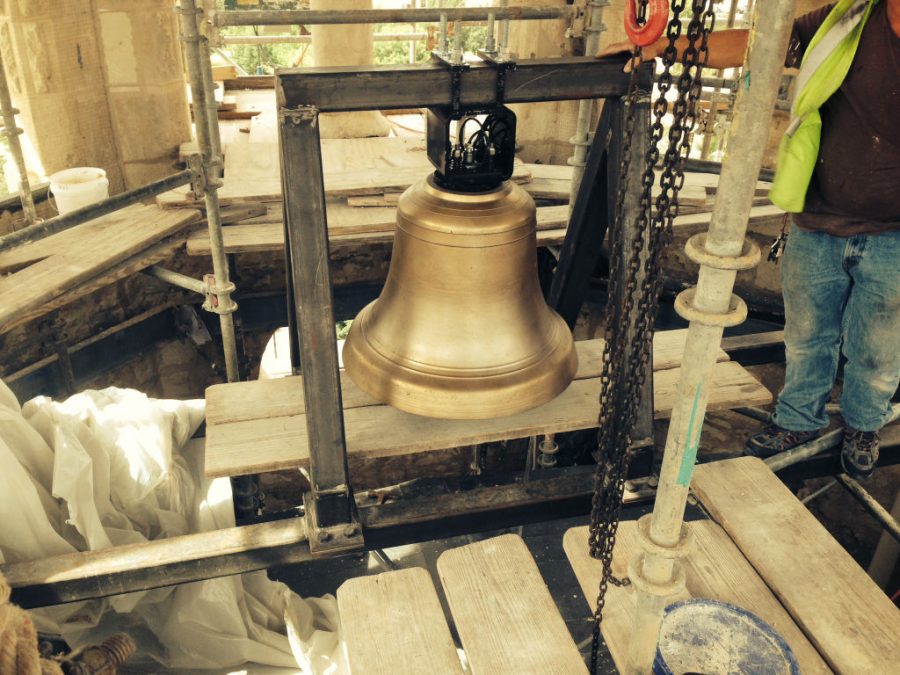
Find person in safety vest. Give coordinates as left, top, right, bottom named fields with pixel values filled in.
left=599, top=0, right=900, bottom=480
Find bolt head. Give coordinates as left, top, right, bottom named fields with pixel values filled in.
left=344, top=524, right=359, bottom=538
left=317, top=530, right=332, bottom=543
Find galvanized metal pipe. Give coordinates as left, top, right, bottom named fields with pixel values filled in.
left=438, top=0, right=449, bottom=56
left=213, top=5, right=572, bottom=27
left=485, top=12, right=497, bottom=52
left=624, top=2, right=797, bottom=671
left=0, top=169, right=194, bottom=253
left=0, top=48, right=37, bottom=227
left=732, top=406, right=771, bottom=423
left=451, top=21, right=464, bottom=63
left=836, top=473, right=900, bottom=544
left=868, top=489, right=900, bottom=587
left=498, top=0, right=511, bottom=54
left=800, top=478, right=836, bottom=505
left=146, top=265, right=207, bottom=296
left=222, top=32, right=428, bottom=45
left=178, top=0, right=240, bottom=384
left=568, top=0, right=608, bottom=211
left=766, top=403, right=900, bottom=472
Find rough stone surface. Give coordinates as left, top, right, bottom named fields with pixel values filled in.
left=0, top=0, right=190, bottom=192
left=506, top=0, right=579, bottom=165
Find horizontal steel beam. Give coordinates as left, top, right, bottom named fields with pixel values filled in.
left=214, top=6, right=573, bottom=27
left=277, top=56, right=646, bottom=111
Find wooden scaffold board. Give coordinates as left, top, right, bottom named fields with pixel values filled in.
left=203, top=329, right=771, bottom=480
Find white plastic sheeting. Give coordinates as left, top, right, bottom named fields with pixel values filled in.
left=0, top=381, right=346, bottom=673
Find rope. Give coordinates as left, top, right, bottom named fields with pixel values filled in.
left=0, top=572, right=63, bottom=675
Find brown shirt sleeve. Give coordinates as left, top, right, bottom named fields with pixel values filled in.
left=786, top=3, right=836, bottom=68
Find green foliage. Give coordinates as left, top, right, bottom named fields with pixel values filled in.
left=218, top=0, right=495, bottom=71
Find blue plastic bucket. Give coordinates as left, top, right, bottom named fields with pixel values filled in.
left=653, top=599, right=800, bottom=675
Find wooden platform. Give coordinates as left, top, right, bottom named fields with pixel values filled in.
left=338, top=534, right=586, bottom=674
left=338, top=567, right=464, bottom=675
left=565, top=456, right=900, bottom=674
left=203, top=329, right=771, bottom=480
left=438, top=534, right=587, bottom=674
left=0, top=204, right=201, bottom=333
left=563, top=521, right=831, bottom=674
left=693, top=457, right=900, bottom=674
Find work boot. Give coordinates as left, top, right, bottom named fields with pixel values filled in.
left=841, top=427, right=880, bottom=480
left=743, top=423, right=821, bottom=459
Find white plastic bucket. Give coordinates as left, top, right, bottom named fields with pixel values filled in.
left=49, top=167, right=109, bottom=215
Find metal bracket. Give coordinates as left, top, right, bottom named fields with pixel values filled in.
left=187, top=154, right=206, bottom=198
left=567, top=0, right=589, bottom=39
left=202, top=273, right=237, bottom=315
left=187, top=153, right=224, bottom=200
left=304, top=489, right=365, bottom=558
left=476, top=50, right=517, bottom=105
left=432, top=51, right=470, bottom=114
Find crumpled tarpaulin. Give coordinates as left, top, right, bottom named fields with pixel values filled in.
left=0, top=380, right=347, bottom=673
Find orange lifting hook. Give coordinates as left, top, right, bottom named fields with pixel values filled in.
left=624, top=0, right=669, bottom=47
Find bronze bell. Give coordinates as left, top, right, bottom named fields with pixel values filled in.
left=342, top=175, right=577, bottom=419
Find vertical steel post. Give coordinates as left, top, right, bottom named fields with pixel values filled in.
left=614, top=92, right=655, bottom=455
left=486, top=11, right=497, bottom=53
left=498, top=0, right=511, bottom=54
left=279, top=105, right=358, bottom=550
left=177, top=0, right=240, bottom=384
left=0, top=49, right=37, bottom=227
left=624, top=2, right=796, bottom=671
left=438, top=1, right=449, bottom=56
left=568, top=0, right=609, bottom=211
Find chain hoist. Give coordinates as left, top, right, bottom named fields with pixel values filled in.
left=588, top=1, right=715, bottom=671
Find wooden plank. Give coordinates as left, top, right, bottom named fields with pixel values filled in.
left=563, top=522, right=831, bottom=673
left=437, top=534, right=587, bottom=674
left=692, top=457, right=900, bottom=675
left=204, top=360, right=768, bottom=478
left=0, top=205, right=201, bottom=333
left=338, top=568, right=464, bottom=675
left=206, top=329, right=726, bottom=426
left=4, top=235, right=186, bottom=334
left=564, top=522, right=831, bottom=674
left=185, top=204, right=571, bottom=256
left=524, top=164, right=711, bottom=205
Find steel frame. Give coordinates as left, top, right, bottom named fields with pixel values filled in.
left=276, top=56, right=654, bottom=552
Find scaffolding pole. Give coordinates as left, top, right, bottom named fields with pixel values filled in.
left=0, top=48, right=37, bottom=228
left=177, top=0, right=240, bottom=384
left=568, top=0, right=608, bottom=210
left=623, top=2, right=797, bottom=671
left=221, top=32, right=428, bottom=45
left=213, top=5, right=572, bottom=27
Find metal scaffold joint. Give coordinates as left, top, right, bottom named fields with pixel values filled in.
left=202, top=274, right=238, bottom=315
left=674, top=287, right=748, bottom=328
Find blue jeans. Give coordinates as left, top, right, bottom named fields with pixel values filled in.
left=773, top=223, right=900, bottom=433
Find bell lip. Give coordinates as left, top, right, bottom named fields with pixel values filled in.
left=342, top=313, right=579, bottom=420
left=352, top=301, right=564, bottom=378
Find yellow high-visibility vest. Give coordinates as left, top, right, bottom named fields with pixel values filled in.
left=769, top=0, right=879, bottom=212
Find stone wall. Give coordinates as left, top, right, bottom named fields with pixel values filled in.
left=0, top=0, right=190, bottom=192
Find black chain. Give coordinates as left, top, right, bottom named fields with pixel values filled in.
left=588, top=1, right=715, bottom=671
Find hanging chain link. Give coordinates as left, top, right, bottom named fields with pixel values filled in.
left=588, top=1, right=715, bottom=671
